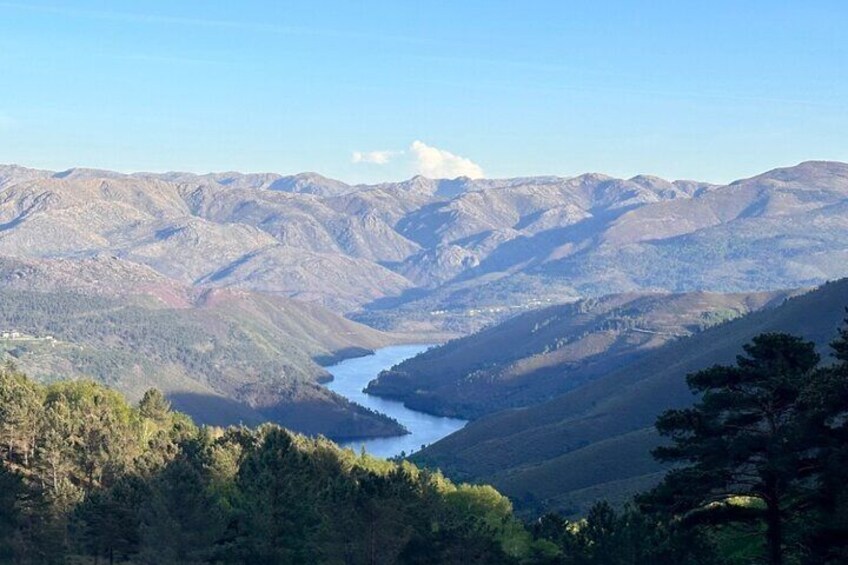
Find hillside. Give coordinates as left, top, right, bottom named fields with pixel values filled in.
left=0, top=161, right=847, bottom=334
left=412, top=278, right=848, bottom=516
left=0, top=256, right=405, bottom=440
left=0, top=369, right=541, bottom=563
left=366, top=289, right=798, bottom=419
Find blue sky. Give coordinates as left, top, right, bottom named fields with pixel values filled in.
left=0, top=1, right=845, bottom=183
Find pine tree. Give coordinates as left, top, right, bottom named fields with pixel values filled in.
left=138, top=388, right=171, bottom=421
left=229, top=428, right=322, bottom=563
left=643, top=333, right=821, bottom=565
left=74, top=475, right=146, bottom=564
left=139, top=455, right=225, bottom=564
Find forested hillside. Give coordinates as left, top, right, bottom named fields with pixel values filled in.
left=414, top=279, right=848, bottom=517
left=3, top=334, right=847, bottom=564
left=0, top=160, right=846, bottom=448
left=0, top=256, right=405, bottom=440
left=367, top=289, right=796, bottom=418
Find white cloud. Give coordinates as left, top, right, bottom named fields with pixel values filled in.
left=351, top=141, right=484, bottom=179
left=409, top=140, right=484, bottom=179
left=351, top=150, right=398, bottom=165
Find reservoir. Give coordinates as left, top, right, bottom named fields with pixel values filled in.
left=324, top=344, right=467, bottom=459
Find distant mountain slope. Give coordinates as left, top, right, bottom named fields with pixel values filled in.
left=0, top=256, right=404, bottom=440
left=412, top=279, right=848, bottom=516
left=56, top=167, right=355, bottom=196
left=0, top=161, right=846, bottom=334
left=366, top=289, right=799, bottom=419
left=0, top=173, right=414, bottom=312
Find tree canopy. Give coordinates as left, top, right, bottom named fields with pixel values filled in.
left=0, top=365, right=544, bottom=563
left=634, top=328, right=848, bottom=565
left=2, top=319, right=848, bottom=564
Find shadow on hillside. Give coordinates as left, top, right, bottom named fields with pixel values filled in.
left=167, top=392, right=266, bottom=427
left=452, top=206, right=637, bottom=283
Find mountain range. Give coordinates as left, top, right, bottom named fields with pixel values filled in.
left=0, top=161, right=846, bottom=336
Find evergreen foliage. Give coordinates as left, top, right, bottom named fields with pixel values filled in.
left=636, top=328, right=848, bottom=564
left=0, top=366, right=543, bottom=563
left=1, top=319, right=847, bottom=563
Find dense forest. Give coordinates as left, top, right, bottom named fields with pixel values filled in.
left=0, top=365, right=546, bottom=564
left=1, top=319, right=847, bottom=563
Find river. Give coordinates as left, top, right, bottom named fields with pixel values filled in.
left=324, top=344, right=467, bottom=459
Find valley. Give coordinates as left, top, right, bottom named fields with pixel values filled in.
left=324, top=344, right=467, bottom=458
left=0, top=161, right=845, bottom=561
left=366, top=288, right=800, bottom=419
left=5, top=5, right=847, bottom=561
left=0, top=160, right=847, bottom=447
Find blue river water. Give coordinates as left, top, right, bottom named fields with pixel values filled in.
left=324, top=344, right=467, bottom=458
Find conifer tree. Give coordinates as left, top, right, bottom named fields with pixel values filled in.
left=643, top=333, right=821, bottom=565
left=801, top=317, right=848, bottom=563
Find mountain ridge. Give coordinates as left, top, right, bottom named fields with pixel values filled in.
left=411, top=278, right=848, bottom=516
left=365, top=288, right=802, bottom=419
left=0, top=159, right=846, bottom=335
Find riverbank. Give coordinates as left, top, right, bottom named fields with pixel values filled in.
left=322, top=344, right=467, bottom=458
